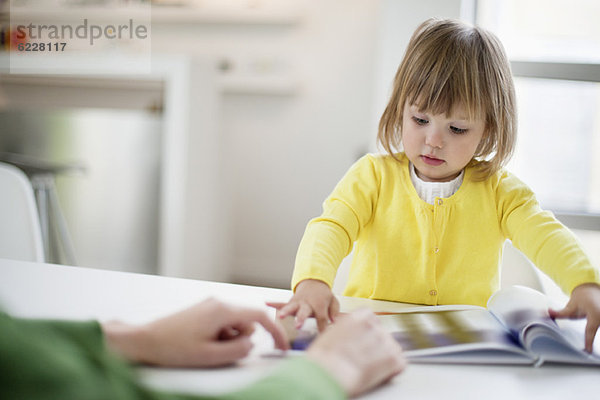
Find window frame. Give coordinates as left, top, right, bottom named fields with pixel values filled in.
left=474, top=1, right=600, bottom=231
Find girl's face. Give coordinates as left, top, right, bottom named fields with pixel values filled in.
left=401, top=102, right=485, bottom=182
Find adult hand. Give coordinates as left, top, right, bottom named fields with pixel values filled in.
left=103, top=298, right=289, bottom=367
left=267, top=279, right=339, bottom=331
left=549, top=282, right=600, bottom=353
left=306, top=308, right=406, bottom=397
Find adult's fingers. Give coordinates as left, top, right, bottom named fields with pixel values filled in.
left=201, top=337, right=254, bottom=367
left=219, top=323, right=255, bottom=340
left=210, top=304, right=289, bottom=350
left=233, top=308, right=290, bottom=350
left=218, top=326, right=241, bottom=341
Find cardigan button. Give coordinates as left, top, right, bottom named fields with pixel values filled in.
left=434, top=247, right=439, bottom=254
left=429, top=290, right=437, bottom=296
left=437, top=198, right=443, bottom=205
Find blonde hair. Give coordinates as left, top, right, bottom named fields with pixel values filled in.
left=377, top=18, right=517, bottom=180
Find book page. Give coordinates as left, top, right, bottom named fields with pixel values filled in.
left=286, top=300, right=484, bottom=351
left=488, top=286, right=600, bottom=364
left=286, top=307, right=533, bottom=363
left=377, top=309, right=529, bottom=359
left=487, top=285, right=551, bottom=334
left=523, top=325, right=600, bottom=365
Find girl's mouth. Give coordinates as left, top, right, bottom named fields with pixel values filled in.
left=421, top=155, right=445, bottom=166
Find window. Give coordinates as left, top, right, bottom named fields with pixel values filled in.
left=477, top=0, right=600, bottom=64
left=476, top=0, right=600, bottom=269
left=477, top=0, right=600, bottom=216
left=510, top=77, right=600, bottom=213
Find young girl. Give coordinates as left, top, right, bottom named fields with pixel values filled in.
left=276, top=18, right=600, bottom=352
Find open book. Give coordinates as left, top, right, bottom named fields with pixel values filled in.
left=288, top=286, right=600, bottom=366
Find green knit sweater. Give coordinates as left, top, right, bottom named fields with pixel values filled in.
left=0, top=312, right=344, bottom=400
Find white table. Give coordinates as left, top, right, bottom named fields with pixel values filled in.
left=1, top=258, right=599, bottom=399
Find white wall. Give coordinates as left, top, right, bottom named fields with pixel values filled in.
left=151, top=0, right=465, bottom=288
left=220, top=2, right=380, bottom=287
left=371, top=0, right=465, bottom=142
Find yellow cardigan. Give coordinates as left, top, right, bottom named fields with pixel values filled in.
left=291, top=153, right=600, bottom=306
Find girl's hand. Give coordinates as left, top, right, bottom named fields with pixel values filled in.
left=103, top=298, right=289, bottom=367
left=548, top=282, right=600, bottom=353
left=267, top=279, right=339, bottom=331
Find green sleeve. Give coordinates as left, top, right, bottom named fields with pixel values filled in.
left=221, top=357, right=345, bottom=400
left=0, top=311, right=163, bottom=400
left=0, top=313, right=344, bottom=400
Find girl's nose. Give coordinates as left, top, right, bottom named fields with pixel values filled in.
left=425, top=128, right=444, bottom=149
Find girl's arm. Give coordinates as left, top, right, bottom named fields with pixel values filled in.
left=497, top=171, right=600, bottom=295
left=283, top=155, right=382, bottom=330
left=497, top=171, right=600, bottom=351
left=292, top=155, right=381, bottom=290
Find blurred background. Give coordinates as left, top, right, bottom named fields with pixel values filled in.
left=0, top=0, right=599, bottom=289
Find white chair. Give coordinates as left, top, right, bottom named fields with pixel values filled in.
left=502, top=241, right=568, bottom=304
left=0, top=162, right=44, bottom=262
left=500, top=240, right=543, bottom=291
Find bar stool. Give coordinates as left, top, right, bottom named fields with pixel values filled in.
left=0, top=152, right=84, bottom=265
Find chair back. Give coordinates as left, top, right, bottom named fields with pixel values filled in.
left=0, top=162, right=44, bottom=262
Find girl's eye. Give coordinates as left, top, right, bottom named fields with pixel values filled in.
left=450, top=126, right=468, bottom=134
left=412, top=116, right=428, bottom=125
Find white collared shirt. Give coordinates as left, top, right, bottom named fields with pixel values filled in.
left=409, top=162, right=464, bottom=205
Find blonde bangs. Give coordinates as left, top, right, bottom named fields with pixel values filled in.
left=403, top=36, right=484, bottom=122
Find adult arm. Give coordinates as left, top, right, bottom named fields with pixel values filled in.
left=1, top=303, right=404, bottom=400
